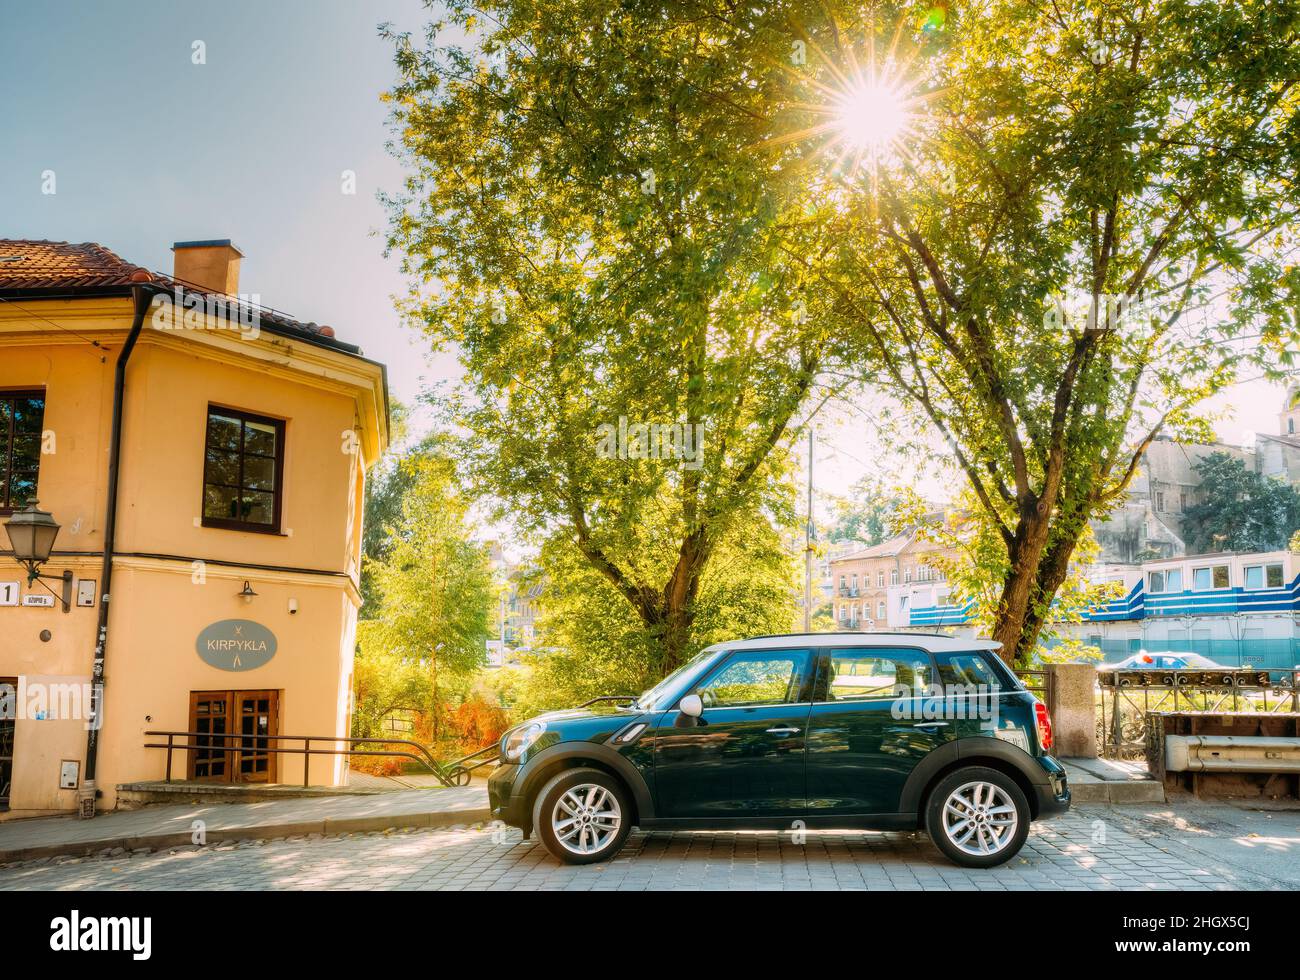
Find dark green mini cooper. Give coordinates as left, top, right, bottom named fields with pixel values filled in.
left=488, top=633, right=1070, bottom=868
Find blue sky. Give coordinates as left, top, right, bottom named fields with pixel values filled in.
left=0, top=0, right=1286, bottom=510
left=0, top=0, right=450, bottom=431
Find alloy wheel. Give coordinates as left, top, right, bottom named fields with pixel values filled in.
left=551, top=783, right=622, bottom=856
left=941, top=780, right=1019, bottom=856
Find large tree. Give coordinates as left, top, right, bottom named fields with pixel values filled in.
left=1181, top=451, right=1300, bottom=553
left=382, top=1, right=847, bottom=673
left=779, top=0, right=1300, bottom=663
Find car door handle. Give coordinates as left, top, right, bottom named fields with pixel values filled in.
left=915, top=722, right=949, bottom=728
left=766, top=726, right=801, bottom=735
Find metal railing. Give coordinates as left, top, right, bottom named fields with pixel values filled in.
left=1096, top=670, right=1300, bottom=760
left=144, top=731, right=498, bottom=788
left=1015, top=669, right=1052, bottom=706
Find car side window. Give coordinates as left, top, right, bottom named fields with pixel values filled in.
left=696, top=649, right=810, bottom=708
left=935, top=653, right=1003, bottom=691
left=821, top=650, right=932, bottom=702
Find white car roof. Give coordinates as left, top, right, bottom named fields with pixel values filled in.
left=703, top=632, right=1003, bottom=655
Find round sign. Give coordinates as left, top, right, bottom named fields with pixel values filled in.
left=196, top=619, right=277, bottom=671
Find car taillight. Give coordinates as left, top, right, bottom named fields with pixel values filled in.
left=1034, top=700, right=1053, bottom=753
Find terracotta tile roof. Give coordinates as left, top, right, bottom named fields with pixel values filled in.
left=0, top=240, right=145, bottom=289
left=0, top=239, right=355, bottom=352
left=832, top=533, right=913, bottom=563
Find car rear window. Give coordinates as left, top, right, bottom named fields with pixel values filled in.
left=935, top=652, right=1017, bottom=691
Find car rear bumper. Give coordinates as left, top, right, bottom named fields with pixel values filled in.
left=1032, top=756, right=1071, bottom=817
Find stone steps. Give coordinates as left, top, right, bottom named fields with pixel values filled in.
left=1062, top=757, right=1165, bottom=803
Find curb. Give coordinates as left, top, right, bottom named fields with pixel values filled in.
left=0, top=806, right=492, bottom=866
left=1069, top=780, right=1165, bottom=804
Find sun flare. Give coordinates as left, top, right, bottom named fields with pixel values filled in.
left=754, top=15, right=945, bottom=198
left=835, top=81, right=908, bottom=151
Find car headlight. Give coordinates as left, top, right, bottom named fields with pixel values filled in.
left=502, top=721, right=547, bottom=762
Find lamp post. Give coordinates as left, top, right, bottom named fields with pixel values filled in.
left=3, top=500, right=73, bottom=612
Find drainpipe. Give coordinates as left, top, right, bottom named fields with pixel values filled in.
left=80, top=274, right=155, bottom=818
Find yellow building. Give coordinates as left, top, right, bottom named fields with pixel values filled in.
left=0, top=239, right=388, bottom=817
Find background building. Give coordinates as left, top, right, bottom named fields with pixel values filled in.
left=829, top=531, right=951, bottom=630
left=894, top=548, right=1298, bottom=670
left=1092, top=387, right=1300, bottom=562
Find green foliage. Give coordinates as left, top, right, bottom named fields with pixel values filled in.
left=826, top=477, right=904, bottom=545
left=382, top=1, right=852, bottom=673
left=896, top=489, right=1122, bottom=646
left=514, top=517, right=800, bottom=716
left=351, top=629, right=434, bottom=741
left=784, top=0, right=1300, bottom=662
left=362, top=440, right=495, bottom=693
left=379, top=0, right=1300, bottom=675
left=1036, top=639, right=1104, bottom=666
left=1181, top=452, right=1300, bottom=553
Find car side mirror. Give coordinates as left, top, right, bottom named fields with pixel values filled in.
left=679, top=694, right=703, bottom=718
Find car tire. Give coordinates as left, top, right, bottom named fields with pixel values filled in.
left=532, top=767, right=632, bottom=865
left=925, top=766, right=1031, bottom=869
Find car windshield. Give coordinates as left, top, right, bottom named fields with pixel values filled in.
left=634, top=648, right=723, bottom=710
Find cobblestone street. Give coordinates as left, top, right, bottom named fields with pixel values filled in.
left=2, top=803, right=1297, bottom=891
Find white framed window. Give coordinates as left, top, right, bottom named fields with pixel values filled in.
left=904, top=567, right=912, bottom=583
left=1147, top=568, right=1183, bottom=593
left=890, top=569, right=899, bottom=586
left=1244, top=563, right=1284, bottom=590
left=877, top=571, right=885, bottom=588
left=1192, top=565, right=1229, bottom=591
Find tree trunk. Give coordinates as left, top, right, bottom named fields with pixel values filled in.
left=989, top=505, right=1053, bottom=666
left=1013, top=511, right=1090, bottom=664
left=991, top=505, right=1090, bottom=667
left=656, top=528, right=712, bottom=674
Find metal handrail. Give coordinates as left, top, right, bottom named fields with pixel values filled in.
left=143, top=730, right=483, bottom=788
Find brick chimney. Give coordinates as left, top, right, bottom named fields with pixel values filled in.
left=172, top=239, right=242, bottom=295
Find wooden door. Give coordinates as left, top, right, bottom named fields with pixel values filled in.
left=233, top=690, right=278, bottom=784
left=188, top=691, right=233, bottom=782
left=188, top=690, right=279, bottom=783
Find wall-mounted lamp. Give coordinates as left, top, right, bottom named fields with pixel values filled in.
left=3, top=500, right=73, bottom=613
left=238, top=581, right=259, bottom=604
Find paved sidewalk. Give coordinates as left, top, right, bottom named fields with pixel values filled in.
left=0, top=787, right=489, bottom=863
left=0, top=762, right=1152, bottom=864
left=4, top=803, right=1295, bottom=891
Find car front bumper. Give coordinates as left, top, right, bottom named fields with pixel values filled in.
left=487, top=762, right=529, bottom=829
